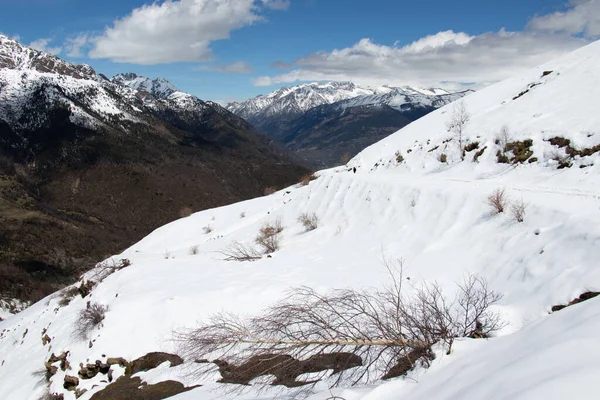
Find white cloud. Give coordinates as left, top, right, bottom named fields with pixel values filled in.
left=89, top=0, right=287, bottom=64
left=254, top=1, right=600, bottom=89
left=261, top=0, right=290, bottom=10
left=198, top=61, right=254, bottom=73
left=28, top=38, right=62, bottom=55
left=527, top=0, right=600, bottom=38
left=65, top=34, right=89, bottom=58
left=253, top=30, right=586, bottom=88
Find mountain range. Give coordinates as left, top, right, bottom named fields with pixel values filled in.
left=227, top=82, right=472, bottom=167
left=0, top=34, right=308, bottom=308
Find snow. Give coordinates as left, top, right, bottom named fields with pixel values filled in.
left=2, top=39, right=600, bottom=400
left=226, top=81, right=466, bottom=121
left=112, top=73, right=180, bottom=99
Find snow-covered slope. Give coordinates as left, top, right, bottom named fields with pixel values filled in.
left=2, top=40, right=600, bottom=400
left=112, top=73, right=180, bottom=99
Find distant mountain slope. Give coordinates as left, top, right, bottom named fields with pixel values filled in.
left=1, top=39, right=600, bottom=400
left=227, top=82, right=472, bottom=167
left=0, top=35, right=308, bottom=308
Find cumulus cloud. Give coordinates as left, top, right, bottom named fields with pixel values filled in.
left=253, top=30, right=586, bottom=88
left=197, top=61, right=254, bottom=73
left=254, top=1, right=600, bottom=88
left=65, top=34, right=89, bottom=58
left=527, top=0, right=600, bottom=38
left=89, top=0, right=288, bottom=64
left=28, top=38, right=62, bottom=55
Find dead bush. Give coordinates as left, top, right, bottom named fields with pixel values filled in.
left=510, top=199, right=526, bottom=222
left=203, top=225, right=213, bottom=234
left=91, top=258, right=132, bottom=282
left=175, top=260, right=502, bottom=392
left=298, top=173, right=318, bottom=187
left=264, top=186, right=277, bottom=196
left=298, top=212, right=319, bottom=231
left=395, top=151, right=404, bottom=163
left=73, top=302, right=108, bottom=340
left=487, top=188, right=508, bottom=214
left=189, top=246, right=199, bottom=255
left=219, top=241, right=261, bottom=262
left=255, top=218, right=284, bottom=253
left=438, top=153, right=447, bottom=163
left=59, top=285, right=80, bottom=306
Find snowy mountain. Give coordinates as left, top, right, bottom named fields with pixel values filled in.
left=226, top=82, right=457, bottom=121
left=0, top=35, right=308, bottom=316
left=2, top=38, right=599, bottom=400
left=112, top=73, right=180, bottom=99
left=226, top=82, right=472, bottom=167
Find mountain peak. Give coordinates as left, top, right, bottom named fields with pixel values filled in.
left=112, top=73, right=180, bottom=99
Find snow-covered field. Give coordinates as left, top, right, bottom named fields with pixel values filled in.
left=2, top=40, right=600, bottom=400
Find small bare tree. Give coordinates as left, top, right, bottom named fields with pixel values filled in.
left=255, top=218, right=284, bottom=253
left=298, top=212, right=319, bottom=231
left=73, top=302, right=108, bottom=340
left=203, top=225, right=213, bottom=234
left=219, top=241, right=262, bottom=262
left=510, top=199, right=526, bottom=222
left=445, top=101, right=471, bottom=159
left=487, top=188, right=508, bottom=214
left=175, top=261, right=503, bottom=393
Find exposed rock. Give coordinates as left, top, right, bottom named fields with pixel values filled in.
left=106, top=357, right=127, bottom=366
left=126, top=352, right=183, bottom=375
left=89, top=376, right=197, bottom=400
left=63, top=375, right=79, bottom=391
left=552, top=291, right=600, bottom=312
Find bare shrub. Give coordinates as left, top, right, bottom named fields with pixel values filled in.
left=190, top=245, right=200, bottom=255
left=395, top=151, right=404, bottom=163
left=59, top=285, right=80, bottom=306
left=298, top=173, right=318, bottom=187
left=240, top=212, right=246, bottom=218
left=175, top=260, right=503, bottom=391
left=203, top=225, right=213, bottom=234
left=510, top=199, right=526, bottom=223
left=487, top=188, right=508, bottom=214
left=445, top=101, right=470, bottom=158
left=219, top=241, right=261, bottom=262
left=264, top=186, right=277, bottom=196
left=298, top=212, right=319, bottom=231
left=74, top=302, right=108, bottom=340
left=179, top=207, right=193, bottom=218
left=255, top=218, right=283, bottom=253
left=164, top=250, right=171, bottom=259
left=438, top=153, right=447, bottom=163
left=91, top=258, right=132, bottom=282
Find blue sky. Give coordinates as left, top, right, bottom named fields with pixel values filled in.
left=0, top=0, right=597, bottom=101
